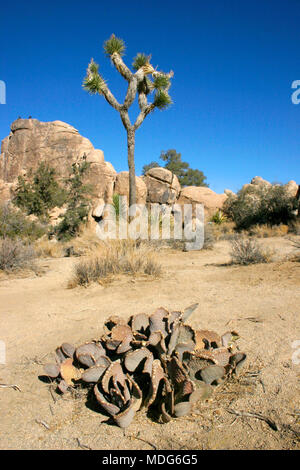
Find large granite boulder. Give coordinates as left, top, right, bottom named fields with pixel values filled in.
left=114, top=171, right=147, bottom=204
left=177, top=186, right=227, bottom=219
left=143, top=167, right=181, bottom=204
left=250, top=176, right=272, bottom=187
left=284, top=180, right=298, bottom=197
left=0, top=118, right=117, bottom=206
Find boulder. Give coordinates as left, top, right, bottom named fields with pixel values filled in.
left=84, top=161, right=117, bottom=204
left=177, top=186, right=227, bottom=219
left=114, top=171, right=147, bottom=204
left=0, top=118, right=117, bottom=206
left=284, top=180, right=298, bottom=197
left=224, top=189, right=236, bottom=197
left=250, top=176, right=272, bottom=187
left=0, top=179, right=14, bottom=205
left=85, top=149, right=105, bottom=164
left=143, top=167, right=181, bottom=204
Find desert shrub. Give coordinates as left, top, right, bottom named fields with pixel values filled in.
left=34, top=238, right=65, bottom=258
left=55, top=161, right=93, bottom=240
left=69, top=240, right=162, bottom=287
left=210, top=221, right=236, bottom=241
left=0, top=238, right=36, bottom=271
left=13, top=162, right=66, bottom=220
left=223, top=184, right=296, bottom=230
left=230, top=236, right=272, bottom=265
left=288, top=219, right=300, bottom=235
left=0, top=204, right=46, bottom=240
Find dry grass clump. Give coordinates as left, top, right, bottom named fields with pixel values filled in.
left=230, top=236, right=273, bottom=265
left=0, top=238, right=37, bottom=272
left=290, top=238, right=300, bottom=262
left=248, top=224, right=289, bottom=238
left=34, top=238, right=65, bottom=258
left=210, top=221, right=236, bottom=241
left=68, top=240, right=162, bottom=287
left=65, top=227, right=105, bottom=256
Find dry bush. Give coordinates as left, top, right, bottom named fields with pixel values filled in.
left=34, top=238, right=65, bottom=258
left=0, top=238, right=36, bottom=272
left=68, top=240, right=162, bottom=287
left=210, top=221, right=236, bottom=241
left=65, top=227, right=105, bottom=256
left=288, top=219, right=300, bottom=236
left=290, top=238, right=300, bottom=262
left=230, top=236, right=273, bottom=265
left=249, top=224, right=289, bottom=238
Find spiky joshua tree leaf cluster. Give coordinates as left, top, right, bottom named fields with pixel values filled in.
left=83, top=34, right=173, bottom=113
left=43, top=304, right=246, bottom=428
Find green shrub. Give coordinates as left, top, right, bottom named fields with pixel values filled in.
left=0, top=204, right=46, bottom=240
left=55, top=161, right=93, bottom=240
left=223, top=184, right=296, bottom=230
left=13, top=162, right=67, bottom=220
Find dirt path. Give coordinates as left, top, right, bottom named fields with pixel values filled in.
left=0, top=238, right=299, bottom=449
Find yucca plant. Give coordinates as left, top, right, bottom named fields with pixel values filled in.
left=83, top=34, right=174, bottom=209
left=210, top=210, right=227, bottom=225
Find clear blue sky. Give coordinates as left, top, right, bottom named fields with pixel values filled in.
left=0, top=0, right=299, bottom=193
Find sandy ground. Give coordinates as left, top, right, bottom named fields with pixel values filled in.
left=0, top=237, right=299, bottom=450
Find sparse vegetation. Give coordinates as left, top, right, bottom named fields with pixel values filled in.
left=230, top=236, right=272, bottom=265
left=34, top=238, right=65, bottom=258
left=248, top=223, right=289, bottom=238
left=68, top=240, right=162, bottom=287
left=0, top=238, right=36, bottom=272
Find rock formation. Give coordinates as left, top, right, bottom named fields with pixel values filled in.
left=177, top=186, right=227, bottom=218
left=0, top=118, right=116, bottom=206
left=114, top=171, right=147, bottom=204
left=143, top=167, right=181, bottom=204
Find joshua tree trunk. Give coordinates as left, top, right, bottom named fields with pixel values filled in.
left=127, top=127, right=136, bottom=208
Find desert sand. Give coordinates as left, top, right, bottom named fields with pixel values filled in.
left=0, top=237, right=299, bottom=450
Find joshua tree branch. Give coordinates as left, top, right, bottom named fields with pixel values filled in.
left=134, top=102, right=155, bottom=130
left=123, top=77, right=138, bottom=110
left=101, top=86, right=122, bottom=112
left=111, top=52, right=133, bottom=81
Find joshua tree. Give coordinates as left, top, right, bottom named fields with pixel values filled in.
left=83, top=34, right=173, bottom=208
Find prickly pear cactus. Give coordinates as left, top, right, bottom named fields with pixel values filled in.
left=42, top=304, right=246, bottom=428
